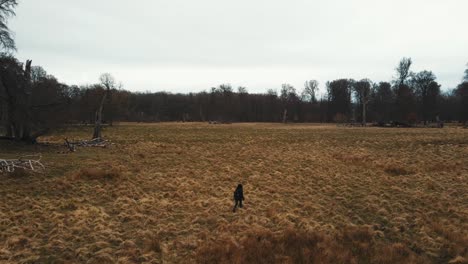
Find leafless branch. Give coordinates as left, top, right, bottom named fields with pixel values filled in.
left=0, top=154, right=45, bottom=173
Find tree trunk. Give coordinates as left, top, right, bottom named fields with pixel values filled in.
left=22, top=60, right=33, bottom=140
left=2, top=78, right=14, bottom=138
left=362, top=102, right=367, bottom=126
left=5, top=107, right=14, bottom=138
left=93, top=94, right=107, bottom=139
left=1, top=60, right=34, bottom=142
left=282, top=108, right=288, bottom=123
left=199, top=107, right=205, bottom=122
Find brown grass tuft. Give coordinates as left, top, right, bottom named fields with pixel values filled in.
left=196, top=227, right=428, bottom=264
left=87, top=252, right=115, bottom=264
left=449, top=256, right=468, bottom=264
left=384, top=164, right=413, bottom=176
left=72, top=167, right=122, bottom=180
left=5, top=236, right=30, bottom=250
left=7, top=168, right=30, bottom=178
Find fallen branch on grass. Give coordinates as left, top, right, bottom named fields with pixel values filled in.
left=0, top=155, right=45, bottom=174
left=64, top=138, right=113, bottom=150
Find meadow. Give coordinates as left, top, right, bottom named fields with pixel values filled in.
left=0, top=123, right=467, bottom=263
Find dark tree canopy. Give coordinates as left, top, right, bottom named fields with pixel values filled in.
left=392, top=57, right=417, bottom=124
left=370, top=82, right=393, bottom=123
left=327, top=79, right=352, bottom=122
left=353, top=79, right=371, bottom=125
left=280, top=84, right=297, bottom=104
left=2, top=55, right=468, bottom=142
left=393, top=84, right=416, bottom=124
left=411, top=70, right=440, bottom=123
left=0, top=54, right=70, bottom=142
left=456, top=82, right=468, bottom=124
left=354, top=79, right=371, bottom=105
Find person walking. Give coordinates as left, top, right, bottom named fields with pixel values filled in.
left=233, top=184, right=244, bottom=212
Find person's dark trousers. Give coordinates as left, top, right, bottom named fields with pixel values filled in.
left=233, top=199, right=243, bottom=212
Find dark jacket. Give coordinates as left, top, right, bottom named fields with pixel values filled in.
left=234, top=185, right=244, bottom=200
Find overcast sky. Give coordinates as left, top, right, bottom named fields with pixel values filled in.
left=10, top=0, right=468, bottom=94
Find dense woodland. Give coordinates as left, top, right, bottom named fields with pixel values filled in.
left=1, top=1, right=468, bottom=143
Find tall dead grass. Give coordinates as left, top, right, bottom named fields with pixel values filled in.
left=196, top=226, right=428, bottom=264
left=72, top=167, right=122, bottom=181
left=0, top=123, right=466, bottom=263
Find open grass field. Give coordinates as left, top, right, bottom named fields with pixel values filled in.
left=0, top=123, right=467, bottom=263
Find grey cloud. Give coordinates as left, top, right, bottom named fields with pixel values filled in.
left=9, top=0, right=468, bottom=92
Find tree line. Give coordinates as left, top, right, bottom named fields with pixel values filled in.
left=1, top=1, right=468, bottom=143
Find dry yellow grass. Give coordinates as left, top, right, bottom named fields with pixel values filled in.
left=0, top=123, right=467, bottom=263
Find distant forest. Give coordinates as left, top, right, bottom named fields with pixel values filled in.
left=1, top=0, right=468, bottom=143
left=2, top=55, right=467, bottom=125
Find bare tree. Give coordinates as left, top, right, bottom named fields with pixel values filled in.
left=100, top=73, right=116, bottom=91
left=267, top=89, right=277, bottom=97
left=411, top=70, right=438, bottom=124
left=393, top=58, right=416, bottom=124
left=30, top=65, right=48, bottom=83
left=302, top=80, right=319, bottom=103
left=353, top=79, right=372, bottom=126
left=280, top=84, right=297, bottom=123
left=0, top=0, right=17, bottom=51
left=237, top=86, right=248, bottom=94
left=93, top=73, right=114, bottom=139
left=394, top=57, right=413, bottom=86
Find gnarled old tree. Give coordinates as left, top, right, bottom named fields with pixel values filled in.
left=0, top=55, right=70, bottom=143
left=92, top=73, right=114, bottom=139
